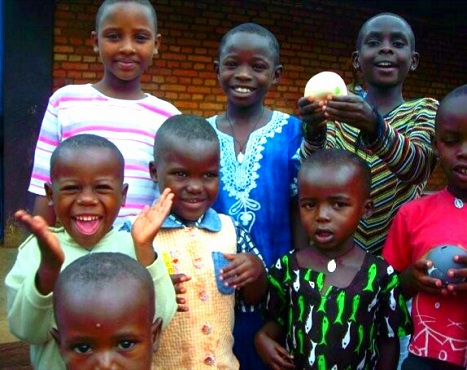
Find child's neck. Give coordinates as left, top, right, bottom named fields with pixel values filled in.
left=93, top=78, right=145, bottom=100
left=365, top=85, right=405, bottom=116
left=226, top=103, right=265, bottom=125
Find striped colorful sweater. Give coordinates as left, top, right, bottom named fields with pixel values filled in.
left=300, top=98, right=438, bottom=254
left=29, top=83, right=180, bottom=228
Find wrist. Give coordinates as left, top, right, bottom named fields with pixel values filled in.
left=302, top=121, right=327, bottom=142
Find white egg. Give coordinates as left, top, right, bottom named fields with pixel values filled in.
left=304, top=71, right=348, bottom=98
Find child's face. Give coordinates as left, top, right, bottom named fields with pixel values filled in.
left=52, top=280, right=160, bottom=370
left=215, top=32, right=282, bottom=108
left=354, top=14, right=418, bottom=89
left=434, top=95, right=467, bottom=199
left=150, top=138, right=219, bottom=222
left=91, top=2, right=160, bottom=86
left=46, top=148, right=128, bottom=248
left=298, top=163, right=373, bottom=253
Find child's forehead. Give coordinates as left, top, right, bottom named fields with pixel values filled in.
left=221, top=32, right=273, bottom=55
left=363, top=15, right=411, bottom=37
left=98, top=1, right=156, bottom=32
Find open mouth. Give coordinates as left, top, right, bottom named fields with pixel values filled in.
left=232, top=86, right=254, bottom=94
left=73, top=215, right=102, bottom=235
left=374, top=61, right=397, bottom=68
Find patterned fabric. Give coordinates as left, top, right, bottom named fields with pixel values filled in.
left=5, top=227, right=177, bottom=370
left=152, top=213, right=239, bottom=369
left=28, top=83, right=180, bottom=229
left=383, top=189, right=467, bottom=367
left=300, top=98, right=438, bottom=255
left=264, top=250, right=411, bottom=369
left=207, top=111, right=302, bottom=269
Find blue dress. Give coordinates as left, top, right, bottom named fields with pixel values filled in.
left=208, top=110, right=302, bottom=368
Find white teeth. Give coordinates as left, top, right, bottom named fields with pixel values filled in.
left=459, top=168, right=467, bottom=174
left=234, top=87, right=251, bottom=93
left=377, top=62, right=392, bottom=67
left=75, top=216, right=99, bottom=221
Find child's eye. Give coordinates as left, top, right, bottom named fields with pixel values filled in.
left=135, top=33, right=151, bottom=42
left=333, top=202, right=347, bottom=209
left=61, top=185, right=79, bottom=193
left=72, top=343, right=93, bottom=354
left=365, top=39, right=379, bottom=47
left=95, top=184, right=113, bottom=192
left=204, top=172, right=218, bottom=179
left=174, top=172, right=187, bottom=178
left=253, top=64, right=267, bottom=72
left=117, top=340, right=136, bottom=350
left=223, top=61, right=238, bottom=69
left=393, top=40, right=407, bottom=48
left=105, top=33, right=120, bottom=41
left=301, top=202, right=316, bottom=210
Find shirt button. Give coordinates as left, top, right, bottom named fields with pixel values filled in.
left=204, top=355, right=215, bottom=365
left=199, top=290, right=208, bottom=301
left=193, top=257, right=204, bottom=269
left=202, top=323, right=212, bottom=335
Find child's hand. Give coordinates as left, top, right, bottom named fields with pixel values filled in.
left=254, top=330, right=295, bottom=370
left=401, top=257, right=443, bottom=297
left=220, top=253, right=263, bottom=289
left=445, top=253, right=467, bottom=295
left=15, top=209, right=64, bottom=295
left=132, top=188, right=173, bottom=266
left=323, top=94, right=376, bottom=134
left=297, top=96, right=327, bottom=137
left=171, top=273, right=191, bottom=312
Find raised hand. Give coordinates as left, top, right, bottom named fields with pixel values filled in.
left=132, top=188, right=173, bottom=266
left=15, top=209, right=64, bottom=295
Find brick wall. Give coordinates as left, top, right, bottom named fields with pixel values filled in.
left=53, top=0, right=466, bottom=190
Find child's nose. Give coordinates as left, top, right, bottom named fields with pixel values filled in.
left=187, top=179, right=203, bottom=193
left=77, top=190, right=98, bottom=205
left=316, top=206, right=331, bottom=221
left=94, top=351, right=116, bottom=370
left=378, top=41, right=394, bottom=54
left=235, top=65, right=252, bottom=79
left=120, top=37, right=136, bottom=53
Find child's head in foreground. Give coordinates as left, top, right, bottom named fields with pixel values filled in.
left=214, top=22, right=282, bottom=106
left=434, top=84, right=467, bottom=200
left=150, top=114, right=220, bottom=222
left=298, top=149, right=373, bottom=252
left=353, top=12, right=418, bottom=89
left=92, top=0, right=160, bottom=85
left=51, top=252, right=161, bottom=370
left=45, top=134, right=128, bottom=248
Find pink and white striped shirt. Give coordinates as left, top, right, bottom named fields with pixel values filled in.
left=29, top=83, right=180, bottom=228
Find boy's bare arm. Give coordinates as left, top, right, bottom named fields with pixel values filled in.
left=131, top=188, right=173, bottom=266
left=255, top=321, right=294, bottom=370
left=15, top=210, right=64, bottom=295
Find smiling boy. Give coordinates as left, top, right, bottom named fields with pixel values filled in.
left=5, top=134, right=176, bottom=370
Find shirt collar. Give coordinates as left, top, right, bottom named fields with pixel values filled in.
left=161, top=208, right=222, bottom=232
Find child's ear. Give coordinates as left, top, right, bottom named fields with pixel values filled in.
left=50, top=327, right=61, bottom=346
left=409, top=51, right=420, bottom=71
left=153, top=34, right=162, bottom=57
left=151, top=317, right=163, bottom=353
left=362, top=199, right=374, bottom=219
left=91, top=31, right=99, bottom=53
left=213, top=61, right=220, bottom=77
left=44, top=182, right=54, bottom=206
left=352, top=51, right=361, bottom=71
left=149, top=161, right=158, bottom=183
left=272, top=64, right=283, bottom=85
left=121, top=183, right=129, bottom=207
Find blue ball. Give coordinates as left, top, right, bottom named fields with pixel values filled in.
left=426, top=245, right=467, bottom=285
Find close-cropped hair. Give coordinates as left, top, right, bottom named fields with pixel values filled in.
left=435, top=84, right=467, bottom=132
left=53, top=252, right=155, bottom=314
left=95, top=0, right=158, bottom=32
left=301, top=148, right=372, bottom=196
left=153, top=114, right=219, bottom=161
left=50, top=133, right=124, bottom=174
left=356, top=12, right=415, bottom=51
left=218, top=22, right=280, bottom=65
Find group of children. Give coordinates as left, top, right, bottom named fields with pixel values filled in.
left=4, top=0, right=467, bottom=369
